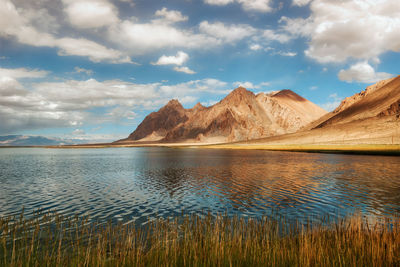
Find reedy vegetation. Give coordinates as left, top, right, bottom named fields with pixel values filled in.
left=0, top=211, right=399, bottom=266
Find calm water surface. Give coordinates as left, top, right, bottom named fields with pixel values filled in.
left=0, top=148, right=399, bottom=224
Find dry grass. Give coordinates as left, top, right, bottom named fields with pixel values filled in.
left=199, top=144, right=400, bottom=155
left=1, top=211, right=399, bottom=266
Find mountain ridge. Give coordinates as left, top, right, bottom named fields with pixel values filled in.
left=118, top=87, right=327, bottom=144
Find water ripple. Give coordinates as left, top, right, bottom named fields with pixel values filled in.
left=0, top=147, right=399, bottom=224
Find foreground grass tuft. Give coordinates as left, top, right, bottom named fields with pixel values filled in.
left=1, top=212, right=399, bottom=266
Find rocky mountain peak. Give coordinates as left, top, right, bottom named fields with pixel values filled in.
left=272, top=89, right=307, bottom=102
left=192, top=102, right=205, bottom=110
left=121, top=85, right=327, bottom=144
left=164, top=99, right=183, bottom=109
left=223, top=87, right=255, bottom=104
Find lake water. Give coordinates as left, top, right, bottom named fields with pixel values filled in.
left=0, top=148, right=399, bottom=225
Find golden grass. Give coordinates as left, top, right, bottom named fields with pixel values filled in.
left=198, top=144, right=400, bottom=155
left=1, top=211, right=399, bottom=266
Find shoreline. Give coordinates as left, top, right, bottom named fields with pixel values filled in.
left=1, top=143, right=400, bottom=156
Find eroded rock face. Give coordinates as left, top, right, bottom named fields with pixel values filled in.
left=123, top=87, right=327, bottom=143
left=333, top=77, right=396, bottom=114
left=314, top=75, right=400, bottom=129
left=126, top=99, right=188, bottom=141
left=378, top=100, right=400, bottom=117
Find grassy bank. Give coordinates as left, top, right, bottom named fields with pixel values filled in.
left=1, top=212, right=399, bottom=266
left=199, top=144, right=400, bottom=156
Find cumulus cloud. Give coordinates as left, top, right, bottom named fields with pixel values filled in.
left=276, top=51, right=297, bottom=57
left=160, top=79, right=229, bottom=95
left=281, top=0, right=400, bottom=63
left=338, top=62, right=393, bottom=84
left=204, top=0, right=234, bottom=5
left=233, top=81, right=271, bottom=89
left=1, top=0, right=295, bottom=62
left=199, top=21, right=256, bottom=42
left=173, top=66, right=196, bottom=74
left=62, top=0, right=119, bottom=29
left=0, top=67, right=48, bottom=79
left=108, top=20, right=218, bottom=55
left=152, top=51, right=189, bottom=66
left=0, top=0, right=132, bottom=64
left=249, top=44, right=262, bottom=51
left=154, top=7, right=188, bottom=24
left=262, top=29, right=292, bottom=43
left=72, top=129, right=85, bottom=135
left=56, top=38, right=132, bottom=63
left=292, top=0, right=312, bottom=6
left=74, top=67, right=93, bottom=75
left=237, top=0, right=273, bottom=13
left=204, top=0, right=273, bottom=13
left=0, top=67, right=236, bottom=134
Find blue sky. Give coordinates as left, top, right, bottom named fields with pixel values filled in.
left=0, top=0, right=399, bottom=142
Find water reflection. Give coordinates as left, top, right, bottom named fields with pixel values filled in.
left=0, top=148, right=399, bottom=224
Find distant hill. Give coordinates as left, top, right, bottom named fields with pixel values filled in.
left=117, top=87, right=326, bottom=144
left=0, top=135, right=86, bottom=146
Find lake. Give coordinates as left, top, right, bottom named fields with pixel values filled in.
left=0, top=147, right=399, bottom=225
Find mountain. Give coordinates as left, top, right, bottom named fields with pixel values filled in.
left=118, top=87, right=327, bottom=144
left=0, top=135, right=87, bottom=146
left=248, top=75, right=400, bottom=145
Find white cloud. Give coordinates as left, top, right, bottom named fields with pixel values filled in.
left=56, top=38, right=132, bottom=63
left=237, top=0, right=273, bottom=13
left=249, top=44, right=262, bottom=51
left=62, top=0, right=119, bottom=29
left=233, top=81, right=271, bottom=89
left=338, top=62, right=393, bottom=84
left=152, top=51, right=189, bottom=66
left=106, top=107, right=137, bottom=121
left=199, top=21, right=256, bottom=42
left=233, top=81, right=256, bottom=89
left=0, top=0, right=132, bottom=64
left=292, top=0, right=312, bottom=6
left=276, top=51, right=297, bottom=57
left=74, top=67, right=93, bottom=75
left=281, top=0, right=400, bottom=63
left=0, top=77, right=26, bottom=96
left=204, top=0, right=234, bottom=5
left=262, top=29, right=292, bottom=43
left=160, top=79, right=229, bottom=95
left=0, top=67, right=48, bottom=79
left=0, top=66, right=233, bottom=133
left=72, top=129, right=85, bottom=135
left=108, top=20, right=218, bottom=55
left=173, top=66, right=196, bottom=74
left=154, top=8, right=188, bottom=24
left=204, top=0, right=273, bottom=13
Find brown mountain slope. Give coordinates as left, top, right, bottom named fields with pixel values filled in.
left=257, top=90, right=326, bottom=133
left=118, top=87, right=326, bottom=144
left=126, top=99, right=188, bottom=141
left=315, top=76, right=400, bottom=128
left=304, top=77, right=398, bottom=130
left=245, top=76, right=400, bottom=145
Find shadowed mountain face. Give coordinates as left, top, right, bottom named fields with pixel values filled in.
left=120, top=87, right=326, bottom=143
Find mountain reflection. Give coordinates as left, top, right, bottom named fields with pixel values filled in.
left=0, top=148, right=399, bottom=224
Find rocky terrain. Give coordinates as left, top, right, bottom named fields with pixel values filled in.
left=118, top=87, right=326, bottom=144
left=249, top=75, right=400, bottom=145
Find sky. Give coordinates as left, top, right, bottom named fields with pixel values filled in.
left=0, top=0, right=399, bottom=142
